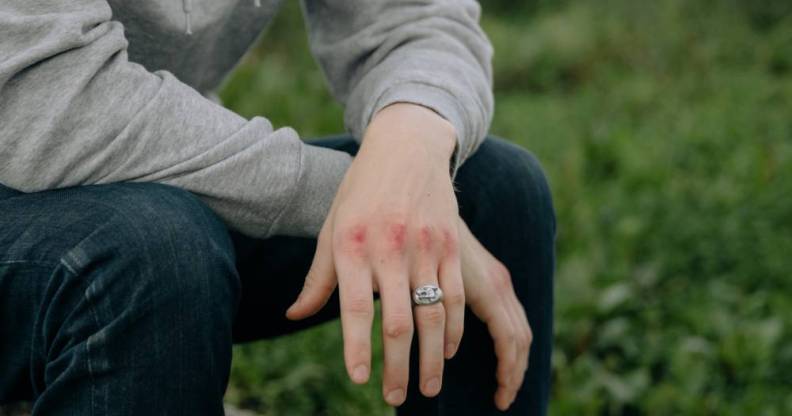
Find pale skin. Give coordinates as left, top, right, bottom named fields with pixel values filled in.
left=285, top=103, right=532, bottom=411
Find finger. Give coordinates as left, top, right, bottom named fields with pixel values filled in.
left=489, top=265, right=528, bottom=410
left=414, top=301, right=445, bottom=398
left=493, top=305, right=521, bottom=412
left=412, top=225, right=448, bottom=396
left=336, top=254, right=375, bottom=385
left=495, top=265, right=531, bottom=407
left=469, top=286, right=520, bottom=411
left=378, top=268, right=414, bottom=407
left=412, top=261, right=445, bottom=397
left=438, top=253, right=464, bottom=359
left=503, top=292, right=531, bottom=407
left=497, top=280, right=528, bottom=408
left=286, top=233, right=337, bottom=320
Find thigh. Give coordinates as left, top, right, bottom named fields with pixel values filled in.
left=0, top=181, right=238, bottom=406
left=0, top=184, right=106, bottom=401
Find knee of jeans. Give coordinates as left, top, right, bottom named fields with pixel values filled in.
left=462, top=136, right=556, bottom=239
left=60, top=182, right=241, bottom=319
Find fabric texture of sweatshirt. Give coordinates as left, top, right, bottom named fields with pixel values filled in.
left=0, top=0, right=494, bottom=238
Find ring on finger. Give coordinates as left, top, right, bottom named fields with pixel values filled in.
left=413, top=284, right=444, bottom=306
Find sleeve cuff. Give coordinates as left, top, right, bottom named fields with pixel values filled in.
left=358, top=81, right=472, bottom=181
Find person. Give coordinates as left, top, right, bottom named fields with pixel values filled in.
left=0, top=0, right=555, bottom=414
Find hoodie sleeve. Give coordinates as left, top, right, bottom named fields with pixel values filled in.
left=301, top=0, right=494, bottom=180
left=0, top=1, right=352, bottom=238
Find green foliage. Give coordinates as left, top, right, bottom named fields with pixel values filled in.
left=221, top=0, right=792, bottom=414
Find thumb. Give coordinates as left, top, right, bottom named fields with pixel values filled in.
left=286, top=231, right=337, bottom=320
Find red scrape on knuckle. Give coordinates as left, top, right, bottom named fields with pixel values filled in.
left=388, top=223, right=407, bottom=252
left=418, top=226, right=433, bottom=252
left=350, top=224, right=367, bottom=244
left=339, top=224, right=368, bottom=257
left=442, top=228, right=458, bottom=257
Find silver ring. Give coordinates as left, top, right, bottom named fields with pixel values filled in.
left=413, top=285, right=443, bottom=306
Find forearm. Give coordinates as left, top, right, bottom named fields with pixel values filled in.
left=0, top=0, right=352, bottom=238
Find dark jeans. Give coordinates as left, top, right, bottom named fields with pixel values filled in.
left=0, top=135, right=555, bottom=415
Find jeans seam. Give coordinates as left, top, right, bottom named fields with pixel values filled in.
left=86, top=285, right=102, bottom=416
left=58, top=257, right=102, bottom=416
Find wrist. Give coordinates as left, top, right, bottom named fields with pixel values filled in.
left=364, top=102, right=457, bottom=161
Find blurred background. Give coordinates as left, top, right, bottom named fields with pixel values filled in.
left=192, top=0, right=790, bottom=414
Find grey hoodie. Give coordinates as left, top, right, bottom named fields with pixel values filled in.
left=0, top=0, right=494, bottom=238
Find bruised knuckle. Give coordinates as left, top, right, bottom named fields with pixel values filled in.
left=384, top=219, right=408, bottom=254
left=335, top=224, right=369, bottom=257
left=417, top=225, right=435, bottom=252
left=440, top=227, right=459, bottom=258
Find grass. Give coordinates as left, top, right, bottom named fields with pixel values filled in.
left=220, top=1, right=792, bottom=415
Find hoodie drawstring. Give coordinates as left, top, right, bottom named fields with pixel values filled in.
left=183, top=0, right=261, bottom=35
left=183, top=0, right=193, bottom=35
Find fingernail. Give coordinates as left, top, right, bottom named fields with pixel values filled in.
left=386, top=388, right=404, bottom=405
left=352, top=365, right=369, bottom=383
left=425, top=377, right=441, bottom=396
left=445, top=342, right=457, bottom=358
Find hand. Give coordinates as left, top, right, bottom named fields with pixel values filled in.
left=456, top=217, right=533, bottom=411
left=285, top=103, right=465, bottom=406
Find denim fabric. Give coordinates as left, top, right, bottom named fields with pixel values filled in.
left=0, top=135, right=555, bottom=415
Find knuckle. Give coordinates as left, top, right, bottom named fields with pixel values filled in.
left=342, top=297, right=373, bottom=316
left=440, top=227, right=459, bottom=258
left=494, top=272, right=512, bottom=293
left=525, top=326, right=534, bottom=345
left=384, top=219, right=408, bottom=253
left=416, top=305, right=445, bottom=326
left=493, top=261, right=510, bottom=277
left=336, top=221, right=367, bottom=254
left=384, top=316, right=413, bottom=339
left=417, top=224, right=435, bottom=252
left=304, top=273, right=330, bottom=291
left=445, top=291, right=466, bottom=308
left=517, top=334, right=528, bottom=351
left=505, top=331, right=519, bottom=347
